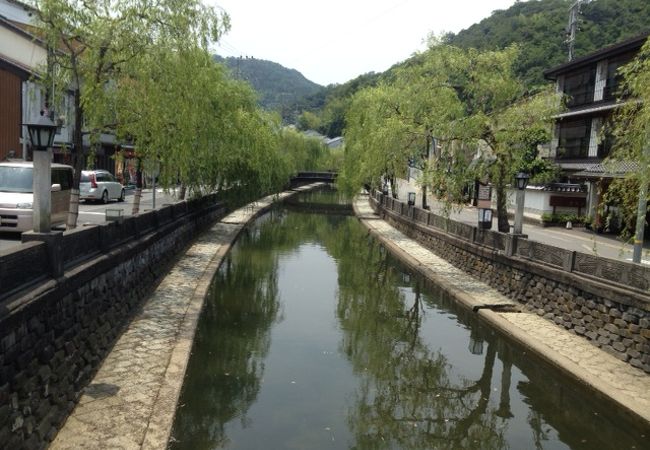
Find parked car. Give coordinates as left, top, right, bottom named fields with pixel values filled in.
left=0, top=161, right=74, bottom=232
left=80, top=170, right=125, bottom=203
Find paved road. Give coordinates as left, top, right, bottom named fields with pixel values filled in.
left=395, top=178, right=649, bottom=264
left=0, top=188, right=179, bottom=252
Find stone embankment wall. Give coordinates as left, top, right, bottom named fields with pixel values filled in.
left=0, top=195, right=226, bottom=449
left=370, top=193, right=650, bottom=374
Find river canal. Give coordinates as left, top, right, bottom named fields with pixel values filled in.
left=170, top=191, right=648, bottom=449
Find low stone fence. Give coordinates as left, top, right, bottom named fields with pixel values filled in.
left=0, top=194, right=226, bottom=449
left=370, top=192, right=650, bottom=373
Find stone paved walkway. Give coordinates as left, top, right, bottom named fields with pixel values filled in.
left=355, top=194, right=650, bottom=425
left=50, top=186, right=319, bottom=450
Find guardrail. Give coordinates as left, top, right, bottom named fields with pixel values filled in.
left=371, top=190, right=650, bottom=292
left=0, top=193, right=224, bottom=307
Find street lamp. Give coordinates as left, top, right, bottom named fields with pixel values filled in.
left=24, top=113, right=58, bottom=233
left=513, top=172, right=529, bottom=235
left=407, top=192, right=416, bottom=206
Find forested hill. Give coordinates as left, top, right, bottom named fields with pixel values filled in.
left=214, top=55, right=322, bottom=112
left=444, top=0, right=650, bottom=88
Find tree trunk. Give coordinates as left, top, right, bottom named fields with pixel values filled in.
left=67, top=86, right=84, bottom=229
left=495, top=161, right=510, bottom=233
left=179, top=183, right=187, bottom=200
left=132, top=158, right=143, bottom=215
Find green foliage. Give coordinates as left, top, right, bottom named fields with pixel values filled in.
left=214, top=56, right=322, bottom=115
left=34, top=0, right=324, bottom=214
left=541, top=212, right=588, bottom=224
left=296, top=111, right=321, bottom=131
left=300, top=0, right=650, bottom=141
left=601, top=178, right=643, bottom=238
left=341, top=43, right=561, bottom=231
left=444, top=0, right=650, bottom=89
left=278, top=128, right=332, bottom=172
left=606, top=38, right=650, bottom=240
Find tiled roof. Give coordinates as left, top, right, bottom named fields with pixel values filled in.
left=572, top=161, right=638, bottom=178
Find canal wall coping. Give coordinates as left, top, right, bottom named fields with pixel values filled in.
left=0, top=192, right=228, bottom=449
left=355, top=194, right=650, bottom=428
left=47, top=184, right=321, bottom=450
left=370, top=191, right=650, bottom=373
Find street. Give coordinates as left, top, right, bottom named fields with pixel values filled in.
left=0, top=188, right=179, bottom=251
left=395, top=178, right=649, bottom=264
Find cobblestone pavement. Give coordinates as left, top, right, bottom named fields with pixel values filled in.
left=50, top=186, right=319, bottom=450
left=355, top=194, right=650, bottom=425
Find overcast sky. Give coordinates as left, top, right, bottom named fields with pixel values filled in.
left=209, top=0, right=519, bottom=86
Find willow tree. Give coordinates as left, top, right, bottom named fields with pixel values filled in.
left=608, top=38, right=650, bottom=254
left=33, top=0, right=229, bottom=226
left=341, top=83, right=416, bottom=197
left=342, top=42, right=560, bottom=232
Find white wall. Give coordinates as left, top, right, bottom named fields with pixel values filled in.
left=0, top=0, right=36, bottom=25
left=0, top=24, right=47, bottom=70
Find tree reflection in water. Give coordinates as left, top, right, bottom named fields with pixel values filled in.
left=170, top=192, right=649, bottom=450
left=170, top=212, right=286, bottom=449
left=333, top=225, right=509, bottom=450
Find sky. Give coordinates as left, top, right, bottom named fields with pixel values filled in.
left=209, top=0, right=519, bottom=86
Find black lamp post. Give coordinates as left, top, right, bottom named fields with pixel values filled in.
left=26, top=114, right=58, bottom=151
left=513, top=172, right=530, bottom=235
left=24, top=113, right=58, bottom=232
left=514, top=172, right=530, bottom=191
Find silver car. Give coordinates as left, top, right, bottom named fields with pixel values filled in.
left=80, top=170, right=125, bottom=203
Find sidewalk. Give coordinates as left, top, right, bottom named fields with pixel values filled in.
left=354, top=194, right=650, bottom=426
left=395, top=178, right=650, bottom=264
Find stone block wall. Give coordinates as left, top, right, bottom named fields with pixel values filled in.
left=0, top=198, right=226, bottom=449
left=370, top=195, right=650, bottom=374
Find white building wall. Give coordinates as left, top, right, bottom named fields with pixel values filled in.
left=0, top=0, right=36, bottom=25
left=588, top=117, right=601, bottom=157
left=594, top=60, right=608, bottom=102
left=0, top=25, right=47, bottom=70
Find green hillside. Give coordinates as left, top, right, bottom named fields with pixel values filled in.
left=299, top=0, right=650, bottom=137
left=444, top=0, right=650, bottom=88
left=214, top=55, right=322, bottom=114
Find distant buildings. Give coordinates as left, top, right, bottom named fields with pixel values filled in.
left=301, top=129, right=344, bottom=149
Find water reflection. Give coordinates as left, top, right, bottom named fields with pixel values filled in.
left=169, top=216, right=283, bottom=449
left=170, top=193, right=649, bottom=450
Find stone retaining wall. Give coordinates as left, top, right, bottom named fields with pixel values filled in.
left=0, top=195, right=226, bottom=449
left=369, top=193, right=650, bottom=374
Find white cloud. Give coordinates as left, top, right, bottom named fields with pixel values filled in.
left=210, top=0, right=519, bottom=85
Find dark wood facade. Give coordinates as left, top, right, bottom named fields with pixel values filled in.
left=0, top=66, right=22, bottom=160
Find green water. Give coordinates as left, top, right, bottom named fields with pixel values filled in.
left=170, top=193, right=649, bottom=450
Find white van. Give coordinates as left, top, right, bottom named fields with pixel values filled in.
left=0, top=161, right=74, bottom=232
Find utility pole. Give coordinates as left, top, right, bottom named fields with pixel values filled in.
left=566, top=0, right=585, bottom=61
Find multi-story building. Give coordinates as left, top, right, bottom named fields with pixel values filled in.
left=0, top=0, right=120, bottom=172
left=0, top=0, right=73, bottom=162
left=543, top=31, right=649, bottom=227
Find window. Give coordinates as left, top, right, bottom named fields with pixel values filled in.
left=563, top=66, right=596, bottom=107
left=603, top=52, right=636, bottom=101
left=52, top=168, right=73, bottom=189
left=556, top=118, right=592, bottom=159
left=0, top=166, right=33, bottom=193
